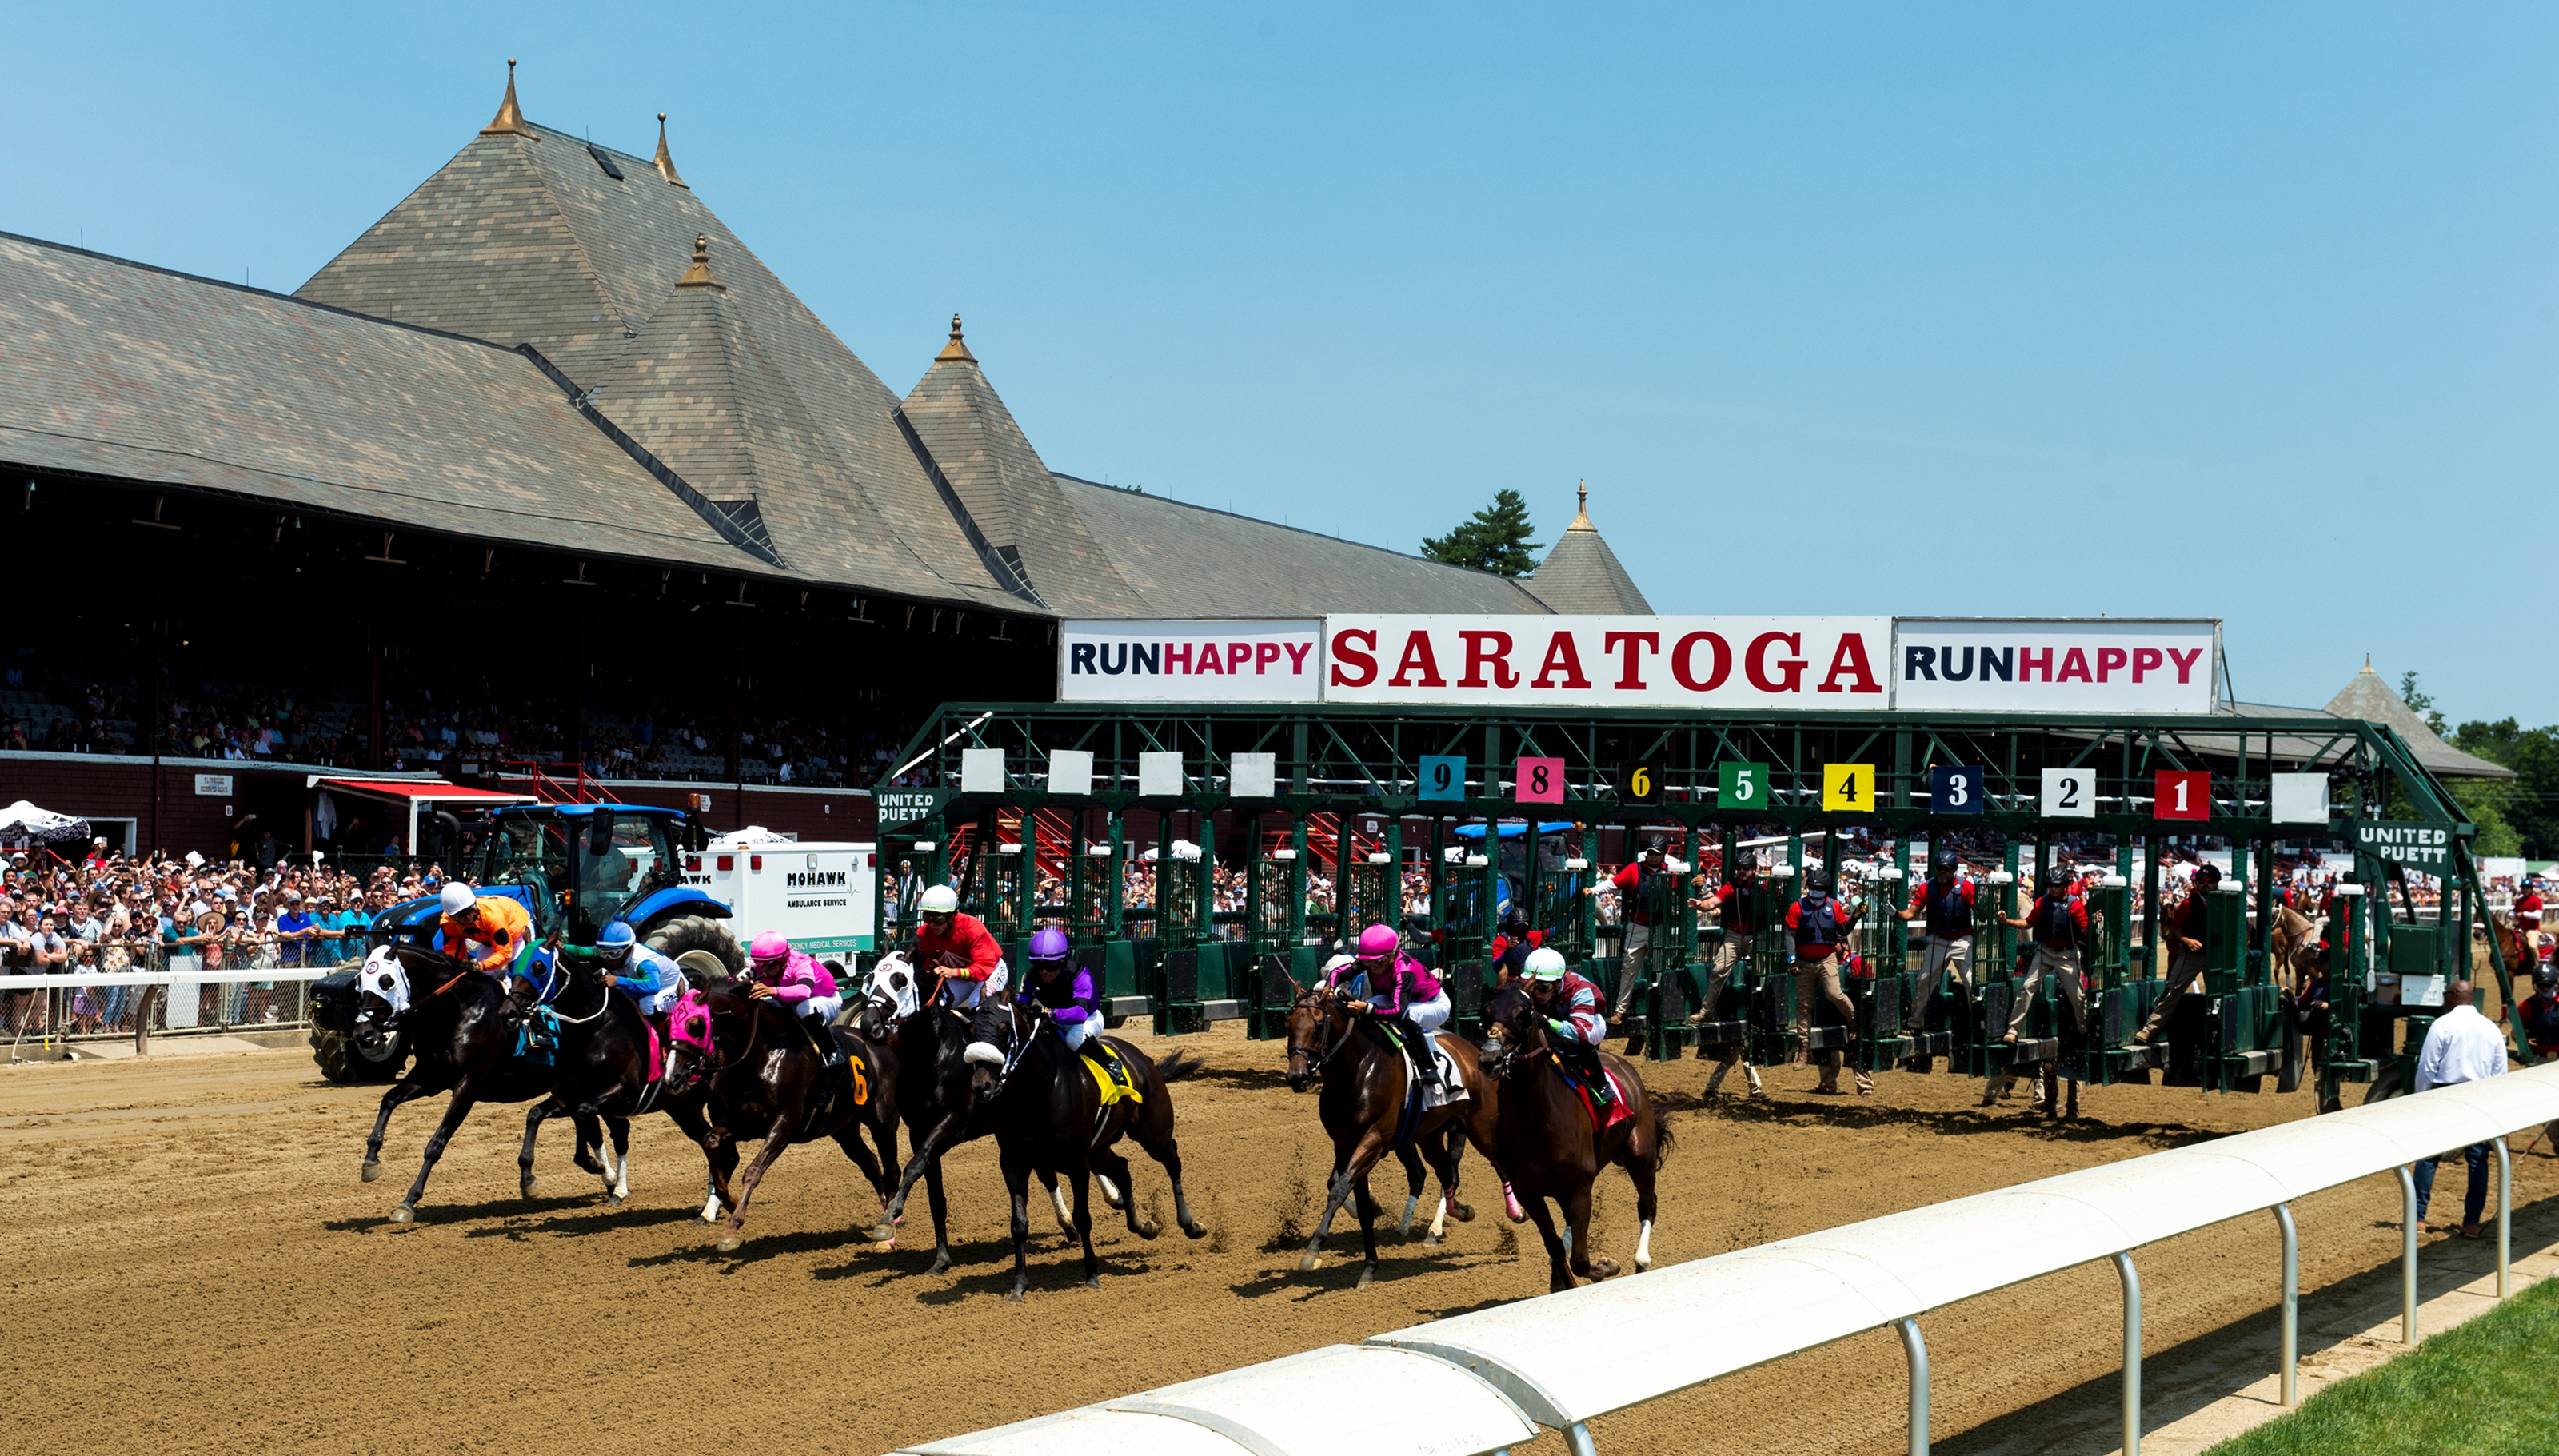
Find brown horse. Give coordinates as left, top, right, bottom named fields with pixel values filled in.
left=1476, top=981, right=1668, bottom=1292
left=1283, top=983, right=1497, bottom=1289
left=2270, top=905, right=2321, bottom=993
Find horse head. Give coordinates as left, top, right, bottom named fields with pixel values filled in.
left=349, top=943, right=413, bottom=1052
left=856, top=951, right=922, bottom=1041
left=1283, top=983, right=1349, bottom=1093
left=661, top=987, right=729, bottom=1096
left=1476, top=979, right=1544, bottom=1078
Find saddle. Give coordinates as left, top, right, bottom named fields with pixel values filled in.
left=1548, top=1050, right=1631, bottom=1131
left=1082, top=1039, right=1141, bottom=1108
left=1380, top=1023, right=1467, bottom=1111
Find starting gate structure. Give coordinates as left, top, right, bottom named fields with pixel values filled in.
left=869, top=701, right=2534, bottom=1104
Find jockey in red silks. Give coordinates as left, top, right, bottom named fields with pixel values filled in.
left=1332, top=923, right=1451, bottom=1095
left=1523, top=945, right=1611, bottom=1107
left=742, top=931, right=844, bottom=1069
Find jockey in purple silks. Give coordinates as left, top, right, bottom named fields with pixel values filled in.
left=1333, top=923, right=1451, bottom=1095
left=1016, top=926, right=1128, bottom=1081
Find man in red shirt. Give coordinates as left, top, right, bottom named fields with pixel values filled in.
left=2517, top=878, right=2545, bottom=964
left=1687, top=867, right=1767, bottom=1099
left=1998, top=864, right=2089, bottom=1047
left=1786, top=868, right=1869, bottom=1095
left=2134, top=862, right=2220, bottom=1045
left=1895, top=850, right=1976, bottom=1033
left=1587, top=836, right=1677, bottom=1052
left=912, top=884, right=1013, bottom=1063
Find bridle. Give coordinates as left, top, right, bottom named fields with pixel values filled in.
left=355, top=947, right=478, bottom=1042
left=667, top=992, right=764, bottom=1090
left=1283, top=984, right=1355, bottom=1080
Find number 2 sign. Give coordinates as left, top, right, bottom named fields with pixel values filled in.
left=2154, top=769, right=2210, bottom=821
left=2041, top=767, right=2096, bottom=819
left=1516, top=756, right=1566, bottom=804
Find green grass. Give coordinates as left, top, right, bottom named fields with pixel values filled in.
left=2205, top=1274, right=2559, bottom=1456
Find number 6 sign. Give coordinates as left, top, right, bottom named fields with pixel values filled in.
left=1516, top=756, right=1566, bottom=804
left=2041, top=766, right=2096, bottom=819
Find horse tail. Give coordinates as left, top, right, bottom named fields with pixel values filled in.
left=1155, top=1050, right=1204, bottom=1084
left=1647, top=1099, right=1675, bottom=1169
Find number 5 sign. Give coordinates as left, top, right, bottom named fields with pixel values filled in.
left=1515, top=756, right=1566, bottom=804
left=2154, top=769, right=2210, bottom=821
left=1719, top=761, right=1769, bottom=812
left=2041, top=767, right=2096, bottom=819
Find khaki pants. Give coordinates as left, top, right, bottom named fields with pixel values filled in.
left=2006, top=943, right=2088, bottom=1039
left=1698, top=939, right=1763, bottom=1094
left=1907, top=934, right=1974, bottom=1029
left=2136, top=949, right=2209, bottom=1040
left=1611, top=920, right=1656, bottom=1018
left=1794, top=951, right=1870, bottom=1093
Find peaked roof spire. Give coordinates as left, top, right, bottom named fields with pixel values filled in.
left=1567, top=479, right=1594, bottom=532
left=481, top=58, right=532, bottom=137
left=676, top=234, right=725, bottom=291
left=1523, top=479, right=1651, bottom=613
left=653, top=112, right=689, bottom=188
left=936, top=313, right=977, bottom=364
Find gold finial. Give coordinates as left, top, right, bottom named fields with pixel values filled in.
left=936, top=313, right=977, bottom=364
left=481, top=58, right=532, bottom=137
left=1568, top=479, right=1594, bottom=532
left=676, top=233, right=725, bottom=291
left=653, top=112, right=689, bottom=188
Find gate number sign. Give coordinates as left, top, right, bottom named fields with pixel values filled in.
left=2041, top=767, right=2096, bottom=819
left=1930, top=764, right=1986, bottom=816
left=1719, top=761, right=1768, bottom=812
left=1617, top=759, right=1661, bottom=804
left=1821, top=763, right=1876, bottom=812
left=2154, top=769, right=2210, bottom=821
left=1418, top=754, right=1467, bottom=803
left=1515, top=756, right=1567, bottom=804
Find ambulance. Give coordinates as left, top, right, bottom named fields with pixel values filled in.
left=685, top=828, right=878, bottom=969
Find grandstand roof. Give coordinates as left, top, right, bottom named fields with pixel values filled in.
left=1525, top=483, right=1651, bottom=614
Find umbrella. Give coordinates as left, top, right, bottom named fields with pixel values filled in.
left=0, top=800, right=93, bottom=847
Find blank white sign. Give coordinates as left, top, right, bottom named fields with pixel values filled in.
left=960, top=748, right=1006, bottom=794
left=2041, top=766, right=2096, bottom=819
left=1230, top=752, right=1278, bottom=799
left=1046, top=749, right=1094, bottom=796
left=1138, top=751, right=1186, bottom=797
left=2270, top=772, right=2329, bottom=824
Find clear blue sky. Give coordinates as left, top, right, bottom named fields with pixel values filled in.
left=6, top=4, right=2553, bottom=724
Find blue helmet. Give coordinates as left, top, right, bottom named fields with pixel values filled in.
left=1029, top=927, right=1071, bottom=963
left=597, top=922, right=637, bottom=957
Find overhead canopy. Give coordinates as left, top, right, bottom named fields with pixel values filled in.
left=0, top=800, right=93, bottom=846
left=311, top=778, right=537, bottom=805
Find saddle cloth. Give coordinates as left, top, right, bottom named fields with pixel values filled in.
left=1389, top=1028, right=1468, bottom=1111
left=1556, top=1057, right=1632, bottom=1131
left=1083, top=1043, right=1142, bottom=1107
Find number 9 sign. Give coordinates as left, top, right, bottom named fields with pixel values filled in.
left=1418, top=754, right=1466, bottom=803
left=1930, top=764, right=1986, bottom=816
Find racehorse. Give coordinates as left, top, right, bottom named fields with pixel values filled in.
left=1283, top=981, right=1496, bottom=1290
left=2270, top=905, right=2321, bottom=993
left=660, top=984, right=900, bottom=1252
left=1475, top=981, right=1667, bottom=1292
left=967, top=994, right=1208, bottom=1300
left=351, top=943, right=633, bottom=1221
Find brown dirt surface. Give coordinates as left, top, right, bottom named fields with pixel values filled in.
left=2, top=1026, right=2545, bottom=1455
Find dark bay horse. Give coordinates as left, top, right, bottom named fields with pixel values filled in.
left=859, top=955, right=996, bottom=1271
left=1476, top=981, right=1667, bottom=1292
left=968, top=996, right=1207, bottom=1301
left=352, top=944, right=633, bottom=1220
left=1283, top=982, right=1498, bottom=1289
left=661, top=986, right=900, bottom=1252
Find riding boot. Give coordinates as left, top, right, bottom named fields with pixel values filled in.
left=1399, top=1016, right=1443, bottom=1095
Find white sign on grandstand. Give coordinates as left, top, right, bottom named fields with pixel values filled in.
left=1323, top=616, right=1893, bottom=710
left=1059, top=619, right=1323, bottom=703
left=1891, top=618, right=2219, bottom=715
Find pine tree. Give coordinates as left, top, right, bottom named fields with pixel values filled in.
left=1419, top=489, right=1543, bottom=577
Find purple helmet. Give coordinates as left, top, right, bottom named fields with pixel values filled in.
left=1355, top=923, right=1399, bottom=959
left=1029, top=927, right=1071, bottom=963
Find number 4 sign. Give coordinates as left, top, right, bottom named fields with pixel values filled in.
left=2154, top=769, right=2210, bottom=821
left=2041, top=767, right=2096, bottom=819
left=1516, top=756, right=1566, bottom=804
left=1821, top=763, right=1876, bottom=812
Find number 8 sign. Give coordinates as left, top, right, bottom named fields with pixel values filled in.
left=1930, top=764, right=1986, bottom=816
left=1516, top=757, right=1566, bottom=805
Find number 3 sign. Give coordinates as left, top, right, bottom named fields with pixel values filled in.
left=1516, top=756, right=1566, bottom=804
left=2041, top=767, right=2096, bottom=819
left=1930, top=764, right=1986, bottom=816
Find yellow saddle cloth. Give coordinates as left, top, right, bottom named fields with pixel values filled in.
left=1083, top=1045, right=1143, bottom=1107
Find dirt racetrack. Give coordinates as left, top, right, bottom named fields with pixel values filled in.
left=4, top=1026, right=2548, bottom=1455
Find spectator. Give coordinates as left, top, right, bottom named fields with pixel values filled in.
left=2409, top=979, right=2507, bottom=1239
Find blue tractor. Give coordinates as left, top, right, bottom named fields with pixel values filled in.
left=307, top=804, right=744, bottom=1082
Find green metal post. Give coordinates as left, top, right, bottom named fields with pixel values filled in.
left=1105, top=810, right=1124, bottom=940
left=1195, top=809, right=1216, bottom=946
left=1387, top=818, right=1406, bottom=928
left=1016, top=806, right=1038, bottom=935
left=2142, top=836, right=2162, bottom=980
left=1289, top=816, right=1309, bottom=947
left=1581, top=824, right=1599, bottom=954
left=1245, top=810, right=1265, bottom=951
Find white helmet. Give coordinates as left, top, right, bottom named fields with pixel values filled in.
left=916, top=884, right=960, bottom=916
left=438, top=883, right=477, bottom=916
left=1523, top=947, right=1568, bottom=982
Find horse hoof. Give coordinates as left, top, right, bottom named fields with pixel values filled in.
left=1451, top=1202, right=1475, bottom=1223
left=695, top=1215, right=717, bottom=1227
left=1298, top=1253, right=1322, bottom=1272
left=1589, top=1257, right=1620, bottom=1280
left=1083, top=1277, right=1101, bottom=1290
left=520, top=1179, right=537, bottom=1199
left=1008, top=1289, right=1026, bottom=1304
left=1423, top=1232, right=1443, bottom=1247
left=360, top=1163, right=381, bottom=1183
left=1505, top=1197, right=1526, bottom=1223
left=864, top=1223, right=894, bottom=1243
left=929, top=1255, right=953, bottom=1276
left=391, top=1204, right=415, bottom=1224
left=1356, top=1267, right=1375, bottom=1290
left=606, top=1194, right=625, bottom=1208
left=1181, top=1220, right=1207, bottom=1240
left=1133, top=1222, right=1162, bottom=1241
left=715, top=1235, right=742, bottom=1253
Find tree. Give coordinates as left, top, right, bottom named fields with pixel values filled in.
left=1420, top=489, right=1542, bottom=577
left=2398, top=671, right=2449, bottom=736
left=2452, top=718, right=2559, bottom=860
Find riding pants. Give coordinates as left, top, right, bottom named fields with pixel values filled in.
left=2007, top=944, right=2089, bottom=1037
left=940, top=958, right=1011, bottom=1010
left=2136, top=949, right=2207, bottom=1040
left=1057, top=1016, right=1092, bottom=1051
left=1907, top=934, right=1974, bottom=1029
left=1793, top=951, right=1871, bottom=1094
left=797, top=995, right=844, bottom=1026
left=1399, top=991, right=1451, bottom=1034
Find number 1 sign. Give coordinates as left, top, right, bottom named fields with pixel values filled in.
left=1516, top=756, right=1566, bottom=804
left=2154, top=769, right=2210, bottom=821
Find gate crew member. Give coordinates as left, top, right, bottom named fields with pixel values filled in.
left=1896, top=850, right=1978, bottom=1033
left=1998, top=864, right=2090, bottom=1047
left=1687, top=867, right=1767, bottom=1099
left=1523, top=947, right=1612, bottom=1107
left=437, top=882, right=540, bottom=1018
left=595, top=920, right=685, bottom=1019
left=1587, top=836, right=1677, bottom=1052
left=1785, top=868, right=1870, bottom=1095
left=743, top=931, right=845, bottom=1069
left=919, top=885, right=1015, bottom=1068
left=2133, top=862, right=2219, bottom=1045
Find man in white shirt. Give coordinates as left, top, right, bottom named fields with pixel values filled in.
left=2409, top=979, right=2509, bottom=1237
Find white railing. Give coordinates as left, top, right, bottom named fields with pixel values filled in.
left=890, top=1061, right=2559, bottom=1456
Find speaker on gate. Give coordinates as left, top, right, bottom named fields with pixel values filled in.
left=1164, top=947, right=1200, bottom=1001
left=1260, top=953, right=1295, bottom=1007
left=1447, top=960, right=1487, bottom=1016
left=1654, top=967, right=1689, bottom=1023
left=1980, top=982, right=2012, bottom=1042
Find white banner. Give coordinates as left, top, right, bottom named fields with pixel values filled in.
left=1890, top=619, right=2218, bottom=714
left=1322, top=616, right=1892, bottom=709
left=1059, top=619, right=1323, bottom=703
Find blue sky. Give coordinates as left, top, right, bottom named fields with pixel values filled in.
left=6, top=4, right=2552, bottom=724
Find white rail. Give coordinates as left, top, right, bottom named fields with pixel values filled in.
left=891, top=1063, right=2559, bottom=1456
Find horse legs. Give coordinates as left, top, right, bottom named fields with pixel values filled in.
left=604, top=1117, right=633, bottom=1206
left=924, top=1158, right=955, bottom=1273
left=1394, top=1145, right=1427, bottom=1237
left=1300, top=1129, right=1386, bottom=1274
left=1349, top=1168, right=1385, bottom=1290
left=1520, top=1190, right=1575, bottom=1293
left=1564, top=1180, right=1617, bottom=1282
left=360, top=1079, right=433, bottom=1181
left=874, top=1108, right=965, bottom=1240
left=1422, top=1129, right=1471, bottom=1245
left=1092, top=1145, right=1158, bottom=1239
left=1619, top=1129, right=1661, bottom=1274
left=1071, top=1165, right=1101, bottom=1290
left=393, top=1083, right=485, bottom=1223
left=663, top=1099, right=731, bottom=1224
left=714, top=1113, right=800, bottom=1253
left=1042, top=1169, right=1076, bottom=1239
left=832, top=1124, right=888, bottom=1205
left=864, top=1112, right=904, bottom=1211
left=1124, top=1096, right=1206, bottom=1239
left=1002, top=1148, right=1035, bottom=1302
left=517, top=1099, right=560, bottom=1199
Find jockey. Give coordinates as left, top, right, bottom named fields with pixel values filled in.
left=1522, top=947, right=1612, bottom=1107
left=1018, top=926, right=1124, bottom=1079
left=1336, top=923, right=1450, bottom=1095
left=593, top=921, right=684, bottom=1017
left=914, top=884, right=1013, bottom=1067
left=742, top=931, right=845, bottom=1070
left=436, top=882, right=539, bottom=1016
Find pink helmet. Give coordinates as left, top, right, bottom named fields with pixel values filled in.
left=749, top=931, right=790, bottom=962
left=1355, top=923, right=1399, bottom=959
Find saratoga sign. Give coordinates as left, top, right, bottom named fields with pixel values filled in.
left=1056, top=616, right=2225, bottom=713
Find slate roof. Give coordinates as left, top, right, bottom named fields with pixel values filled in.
left=1051, top=474, right=1551, bottom=617
left=2321, top=666, right=2516, bottom=780
left=0, top=233, right=770, bottom=575
left=1525, top=486, right=1652, bottom=614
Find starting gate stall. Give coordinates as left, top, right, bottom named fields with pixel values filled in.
left=1846, top=851, right=1913, bottom=1079
left=873, top=699, right=2530, bottom=1107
